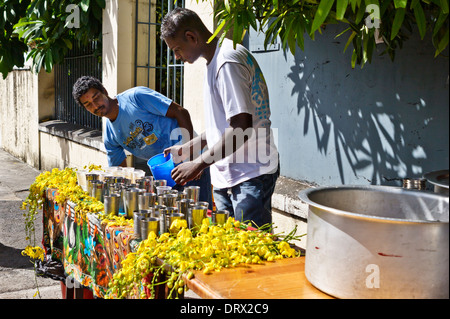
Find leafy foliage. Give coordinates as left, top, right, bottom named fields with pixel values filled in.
left=203, top=0, right=449, bottom=67
left=0, top=0, right=105, bottom=79
left=0, top=0, right=30, bottom=78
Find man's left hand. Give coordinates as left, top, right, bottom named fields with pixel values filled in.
left=171, top=161, right=204, bottom=186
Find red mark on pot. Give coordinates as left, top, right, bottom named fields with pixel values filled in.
left=378, top=252, right=402, bottom=257
left=315, top=247, right=320, bottom=249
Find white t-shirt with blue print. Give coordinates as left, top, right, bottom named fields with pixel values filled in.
left=104, top=87, right=181, bottom=166
left=204, top=38, right=279, bottom=188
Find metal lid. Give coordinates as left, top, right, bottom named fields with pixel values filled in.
left=424, top=169, right=449, bottom=190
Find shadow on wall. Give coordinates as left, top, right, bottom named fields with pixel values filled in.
left=285, top=27, right=449, bottom=185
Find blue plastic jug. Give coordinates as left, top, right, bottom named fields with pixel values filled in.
left=147, top=153, right=176, bottom=186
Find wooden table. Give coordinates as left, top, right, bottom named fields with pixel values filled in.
left=184, top=256, right=333, bottom=299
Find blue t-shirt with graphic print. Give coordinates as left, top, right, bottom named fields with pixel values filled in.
left=104, top=86, right=181, bottom=166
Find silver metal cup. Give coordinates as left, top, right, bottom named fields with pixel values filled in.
left=165, top=193, right=178, bottom=208
left=177, top=199, right=191, bottom=217
left=166, top=207, right=178, bottom=233
left=123, top=188, right=140, bottom=218
left=153, top=204, right=166, bottom=217
left=141, top=217, right=160, bottom=239
left=103, top=176, right=115, bottom=196
left=138, top=192, right=157, bottom=210
left=157, top=194, right=165, bottom=206
left=189, top=205, right=207, bottom=229
left=177, top=191, right=187, bottom=200
left=156, top=185, right=172, bottom=195
left=212, top=210, right=230, bottom=225
left=108, top=183, right=122, bottom=195
left=114, top=176, right=125, bottom=184
left=182, top=199, right=195, bottom=227
left=91, top=180, right=104, bottom=202
left=154, top=179, right=167, bottom=188
left=139, top=209, right=152, bottom=217
left=86, top=173, right=99, bottom=183
left=154, top=205, right=167, bottom=233
left=142, top=176, right=154, bottom=193
left=185, top=186, right=200, bottom=202
left=135, top=178, right=144, bottom=189
left=104, top=193, right=120, bottom=215
left=133, top=210, right=150, bottom=239
left=158, top=193, right=177, bottom=208
left=196, top=201, right=209, bottom=209
left=86, top=177, right=99, bottom=195
left=167, top=206, right=178, bottom=215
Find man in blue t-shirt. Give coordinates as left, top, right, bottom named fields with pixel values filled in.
left=72, top=76, right=212, bottom=206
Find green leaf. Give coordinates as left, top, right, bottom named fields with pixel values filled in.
left=355, top=2, right=366, bottom=24
left=95, top=0, right=106, bottom=8
left=351, top=49, right=357, bottom=68
left=344, top=30, right=357, bottom=52
left=288, top=27, right=297, bottom=55
left=91, top=4, right=102, bottom=20
left=44, top=49, right=53, bottom=72
left=293, top=15, right=305, bottom=51
left=413, top=2, right=426, bottom=39
left=208, top=19, right=227, bottom=43
left=410, top=0, right=420, bottom=8
left=63, top=38, right=72, bottom=50
left=335, top=26, right=351, bottom=38
left=440, top=0, right=449, bottom=14
left=310, top=0, right=335, bottom=35
left=80, top=0, right=90, bottom=12
left=336, top=0, right=349, bottom=20
left=244, top=10, right=257, bottom=31
left=34, top=50, right=44, bottom=73
left=390, top=8, right=406, bottom=40
left=224, top=0, right=231, bottom=13
left=435, top=27, right=449, bottom=56
left=394, top=0, right=408, bottom=9
left=232, top=17, right=244, bottom=44
left=366, top=33, right=375, bottom=63
left=433, top=11, right=448, bottom=36
left=42, top=26, right=47, bottom=40
left=349, top=0, right=358, bottom=12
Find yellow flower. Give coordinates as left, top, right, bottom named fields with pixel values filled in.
left=21, top=246, right=45, bottom=261
left=170, top=218, right=187, bottom=233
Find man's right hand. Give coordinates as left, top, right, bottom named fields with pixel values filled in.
left=164, top=145, right=186, bottom=164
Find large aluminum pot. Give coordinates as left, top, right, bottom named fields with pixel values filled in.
left=298, top=185, right=449, bottom=299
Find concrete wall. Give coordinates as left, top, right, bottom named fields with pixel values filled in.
left=102, top=0, right=135, bottom=97
left=0, top=69, right=40, bottom=168
left=38, top=120, right=108, bottom=170
left=39, top=131, right=108, bottom=170
left=251, top=26, right=449, bottom=186
left=0, top=68, right=109, bottom=173
left=183, top=0, right=215, bottom=134
left=0, top=67, right=108, bottom=172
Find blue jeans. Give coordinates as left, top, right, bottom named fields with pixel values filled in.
left=173, top=167, right=213, bottom=210
left=212, top=165, right=280, bottom=228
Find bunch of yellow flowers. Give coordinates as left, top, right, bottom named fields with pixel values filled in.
left=20, top=166, right=105, bottom=299
left=106, top=217, right=301, bottom=299
left=21, top=245, right=45, bottom=262
left=21, top=167, right=107, bottom=248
